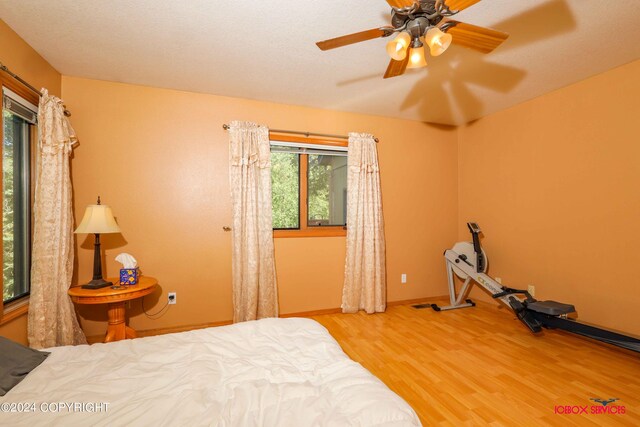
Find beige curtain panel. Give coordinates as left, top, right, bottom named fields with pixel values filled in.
left=28, top=89, right=86, bottom=348
left=342, top=132, right=387, bottom=314
left=228, top=121, right=278, bottom=322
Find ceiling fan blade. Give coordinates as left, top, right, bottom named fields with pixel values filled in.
left=443, top=21, right=509, bottom=54
left=383, top=55, right=409, bottom=79
left=316, top=28, right=387, bottom=51
left=385, top=0, right=416, bottom=8
left=444, top=0, right=482, bottom=12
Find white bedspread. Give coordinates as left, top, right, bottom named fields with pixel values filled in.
left=1, top=318, right=421, bottom=426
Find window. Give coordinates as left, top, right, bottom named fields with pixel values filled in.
left=271, top=135, right=347, bottom=237
left=271, top=151, right=300, bottom=229
left=1, top=86, right=36, bottom=306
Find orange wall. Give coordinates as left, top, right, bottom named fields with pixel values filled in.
left=62, top=76, right=458, bottom=337
left=0, top=20, right=61, bottom=96
left=0, top=20, right=61, bottom=344
left=458, top=59, right=640, bottom=335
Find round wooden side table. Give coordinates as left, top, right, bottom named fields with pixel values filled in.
left=68, top=276, right=158, bottom=343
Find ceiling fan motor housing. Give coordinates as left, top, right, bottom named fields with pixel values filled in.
left=406, top=16, right=431, bottom=39
left=391, top=0, right=450, bottom=39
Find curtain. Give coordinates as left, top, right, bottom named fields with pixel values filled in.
left=28, top=89, right=86, bottom=348
left=228, top=121, right=278, bottom=322
left=342, top=133, right=386, bottom=314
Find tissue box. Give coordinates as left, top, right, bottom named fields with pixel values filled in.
left=120, top=268, right=139, bottom=285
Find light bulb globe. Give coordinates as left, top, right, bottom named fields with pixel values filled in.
left=406, top=46, right=428, bottom=69
left=424, top=27, right=452, bottom=56
left=386, top=32, right=411, bottom=61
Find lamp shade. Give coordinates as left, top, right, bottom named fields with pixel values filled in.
left=74, top=204, right=121, bottom=234
left=424, top=27, right=452, bottom=56
left=386, top=32, right=411, bottom=61
left=406, top=46, right=428, bottom=69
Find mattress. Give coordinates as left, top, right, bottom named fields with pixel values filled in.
left=0, top=317, right=421, bottom=426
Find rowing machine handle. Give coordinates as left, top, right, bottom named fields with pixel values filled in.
left=467, top=222, right=485, bottom=273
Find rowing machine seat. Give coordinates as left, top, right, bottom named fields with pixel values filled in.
left=527, top=300, right=575, bottom=316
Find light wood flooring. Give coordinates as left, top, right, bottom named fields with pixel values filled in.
left=311, top=300, right=640, bottom=426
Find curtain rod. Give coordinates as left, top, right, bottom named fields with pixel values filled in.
left=0, top=61, right=71, bottom=117
left=222, top=124, right=379, bottom=143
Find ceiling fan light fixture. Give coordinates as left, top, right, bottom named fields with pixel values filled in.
left=406, top=45, right=428, bottom=69
left=315, top=0, right=510, bottom=80
left=424, top=27, right=452, bottom=56
left=386, top=31, right=411, bottom=61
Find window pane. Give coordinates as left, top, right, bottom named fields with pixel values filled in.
left=307, top=154, right=347, bottom=227
left=3, top=110, right=31, bottom=303
left=271, top=151, right=299, bottom=229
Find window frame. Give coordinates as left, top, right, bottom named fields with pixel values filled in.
left=271, top=134, right=347, bottom=238
left=0, top=73, right=37, bottom=322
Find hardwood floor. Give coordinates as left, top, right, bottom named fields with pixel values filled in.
left=311, top=300, right=640, bottom=426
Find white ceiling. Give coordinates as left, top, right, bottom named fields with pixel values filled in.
left=1, top=0, right=639, bottom=125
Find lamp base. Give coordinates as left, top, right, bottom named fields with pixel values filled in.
left=81, top=278, right=113, bottom=289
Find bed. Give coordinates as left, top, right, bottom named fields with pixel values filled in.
left=0, top=318, right=421, bottom=426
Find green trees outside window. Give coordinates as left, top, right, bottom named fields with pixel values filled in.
left=2, top=109, right=31, bottom=303
left=271, top=152, right=299, bottom=229
left=271, top=148, right=347, bottom=230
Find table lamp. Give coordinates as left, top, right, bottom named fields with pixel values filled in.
left=75, top=197, right=121, bottom=289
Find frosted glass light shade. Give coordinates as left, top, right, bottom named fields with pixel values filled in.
left=74, top=204, right=121, bottom=234
left=386, top=32, right=411, bottom=61
left=407, top=46, right=428, bottom=68
left=424, top=27, right=452, bottom=56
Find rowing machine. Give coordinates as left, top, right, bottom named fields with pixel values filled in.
left=428, top=223, right=640, bottom=353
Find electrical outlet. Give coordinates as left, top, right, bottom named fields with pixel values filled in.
left=168, top=292, right=177, bottom=305
left=495, top=277, right=502, bottom=284
left=401, top=274, right=407, bottom=284
left=528, top=285, right=535, bottom=297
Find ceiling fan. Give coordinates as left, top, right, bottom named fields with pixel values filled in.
left=316, top=0, right=509, bottom=79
